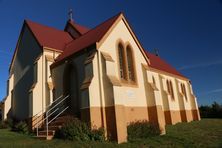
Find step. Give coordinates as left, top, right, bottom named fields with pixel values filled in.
left=53, top=116, right=72, bottom=122
left=47, top=125, right=62, bottom=130
left=54, top=115, right=78, bottom=120
left=49, top=120, right=65, bottom=126
left=38, top=130, right=55, bottom=136
left=34, top=135, right=54, bottom=140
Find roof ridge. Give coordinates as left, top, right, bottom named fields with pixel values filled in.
left=25, top=19, right=73, bottom=51
left=52, top=12, right=122, bottom=67
left=25, top=19, right=70, bottom=34
left=65, top=12, right=122, bottom=49
left=69, top=21, right=90, bottom=34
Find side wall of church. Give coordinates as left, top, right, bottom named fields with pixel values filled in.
left=9, top=25, right=42, bottom=120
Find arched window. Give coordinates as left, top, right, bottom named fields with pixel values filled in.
left=118, top=43, right=127, bottom=80
left=126, top=46, right=135, bottom=81
left=170, top=81, right=174, bottom=100
left=181, top=84, right=187, bottom=101
left=152, top=76, right=156, bottom=85
left=167, top=80, right=170, bottom=93
left=167, top=80, right=174, bottom=100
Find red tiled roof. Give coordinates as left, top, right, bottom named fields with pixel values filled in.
left=67, top=20, right=90, bottom=35
left=145, top=51, right=187, bottom=78
left=41, top=12, right=186, bottom=79
left=53, top=12, right=122, bottom=65
left=25, top=20, right=73, bottom=51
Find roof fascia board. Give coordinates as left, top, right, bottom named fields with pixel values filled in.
left=148, top=66, right=189, bottom=81
left=43, top=46, right=63, bottom=53
left=97, top=14, right=122, bottom=48
left=97, top=13, right=150, bottom=65
left=9, top=21, right=42, bottom=73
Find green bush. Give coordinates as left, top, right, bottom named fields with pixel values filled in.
left=90, top=127, right=105, bottom=142
left=127, top=120, right=160, bottom=141
left=55, top=117, right=105, bottom=142
left=5, top=118, right=13, bottom=129
left=199, top=102, right=222, bottom=118
left=14, top=121, right=29, bottom=134
left=0, top=121, right=7, bottom=129
left=0, top=118, right=14, bottom=129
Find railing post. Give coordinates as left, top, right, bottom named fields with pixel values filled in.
left=46, top=111, right=48, bottom=138
left=34, top=95, right=69, bottom=138
left=36, top=123, right=39, bottom=136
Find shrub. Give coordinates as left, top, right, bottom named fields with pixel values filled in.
left=0, top=118, right=14, bottom=129
left=55, top=117, right=105, bottom=142
left=55, top=118, right=90, bottom=141
left=90, top=127, right=105, bottom=142
left=127, top=120, right=160, bottom=141
left=5, top=118, right=14, bottom=129
left=0, top=121, right=7, bottom=129
left=14, top=121, right=29, bottom=134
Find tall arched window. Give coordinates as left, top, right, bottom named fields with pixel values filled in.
left=118, top=43, right=127, bottom=80
left=126, top=46, right=135, bottom=81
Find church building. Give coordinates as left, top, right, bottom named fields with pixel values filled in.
left=1, top=12, right=200, bottom=143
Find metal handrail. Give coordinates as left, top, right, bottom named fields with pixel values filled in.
left=48, top=106, right=69, bottom=125
left=36, top=95, right=69, bottom=137
left=46, top=106, right=69, bottom=136
left=33, top=95, right=63, bottom=117
left=32, top=95, right=63, bottom=125
left=46, top=95, right=69, bottom=115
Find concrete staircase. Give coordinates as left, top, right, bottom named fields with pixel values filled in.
left=35, top=115, right=69, bottom=140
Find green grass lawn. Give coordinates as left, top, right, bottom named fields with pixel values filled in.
left=0, top=119, right=222, bottom=148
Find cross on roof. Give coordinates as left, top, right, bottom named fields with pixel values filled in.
left=68, top=9, right=73, bottom=21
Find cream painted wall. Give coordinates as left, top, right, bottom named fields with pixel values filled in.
left=31, top=49, right=60, bottom=117
left=31, top=55, right=43, bottom=117
left=98, top=19, right=148, bottom=107
left=51, top=63, right=65, bottom=98
left=51, top=49, right=93, bottom=111
left=177, top=79, right=192, bottom=110
left=2, top=74, right=14, bottom=120
left=88, top=53, right=101, bottom=107
left=187, top=82, right=199, bottom=110
left=94, top=18, right=198, bottom=113
left=9, top=25, right=42, bottom=119
left=161, top=75, right=180, bottom=111
left=146, top=71, right=164, bottom=106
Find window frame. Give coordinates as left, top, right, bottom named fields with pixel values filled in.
left=116, top=40, right=137, bottom=86
left=170, top=81, right=175, bottom=100
left=181, top=83, right=188, bottom=101
left=117, top=42, right=127, bottom=81
left=167, top=79, right=175, bottom=101
left=33, top=60, right=38, bottom=84
left=126, top=44, right=136, bottom=82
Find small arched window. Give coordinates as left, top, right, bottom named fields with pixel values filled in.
left=181, top=84, right=187, bottom=101
left=152, top=76, right=156, bottom=85
left=170, top=81, right=174, bottom=100
left=167, top=80, right=170, bottom=93
left=118, top=43, right=127, bottom=80
left=126, top=46, right=135, bottom=81
left=167, top=80, right=174, bottom=100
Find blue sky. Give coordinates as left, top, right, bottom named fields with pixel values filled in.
left=0, top=0, right=221, bottom=105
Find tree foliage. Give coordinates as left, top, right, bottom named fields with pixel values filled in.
left=199, top=102, right=222, bottom=118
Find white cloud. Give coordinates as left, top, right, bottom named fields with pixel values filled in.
left=178, top=60, right=222, bottom=70
left=199, top=88, right=222, bottom=96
